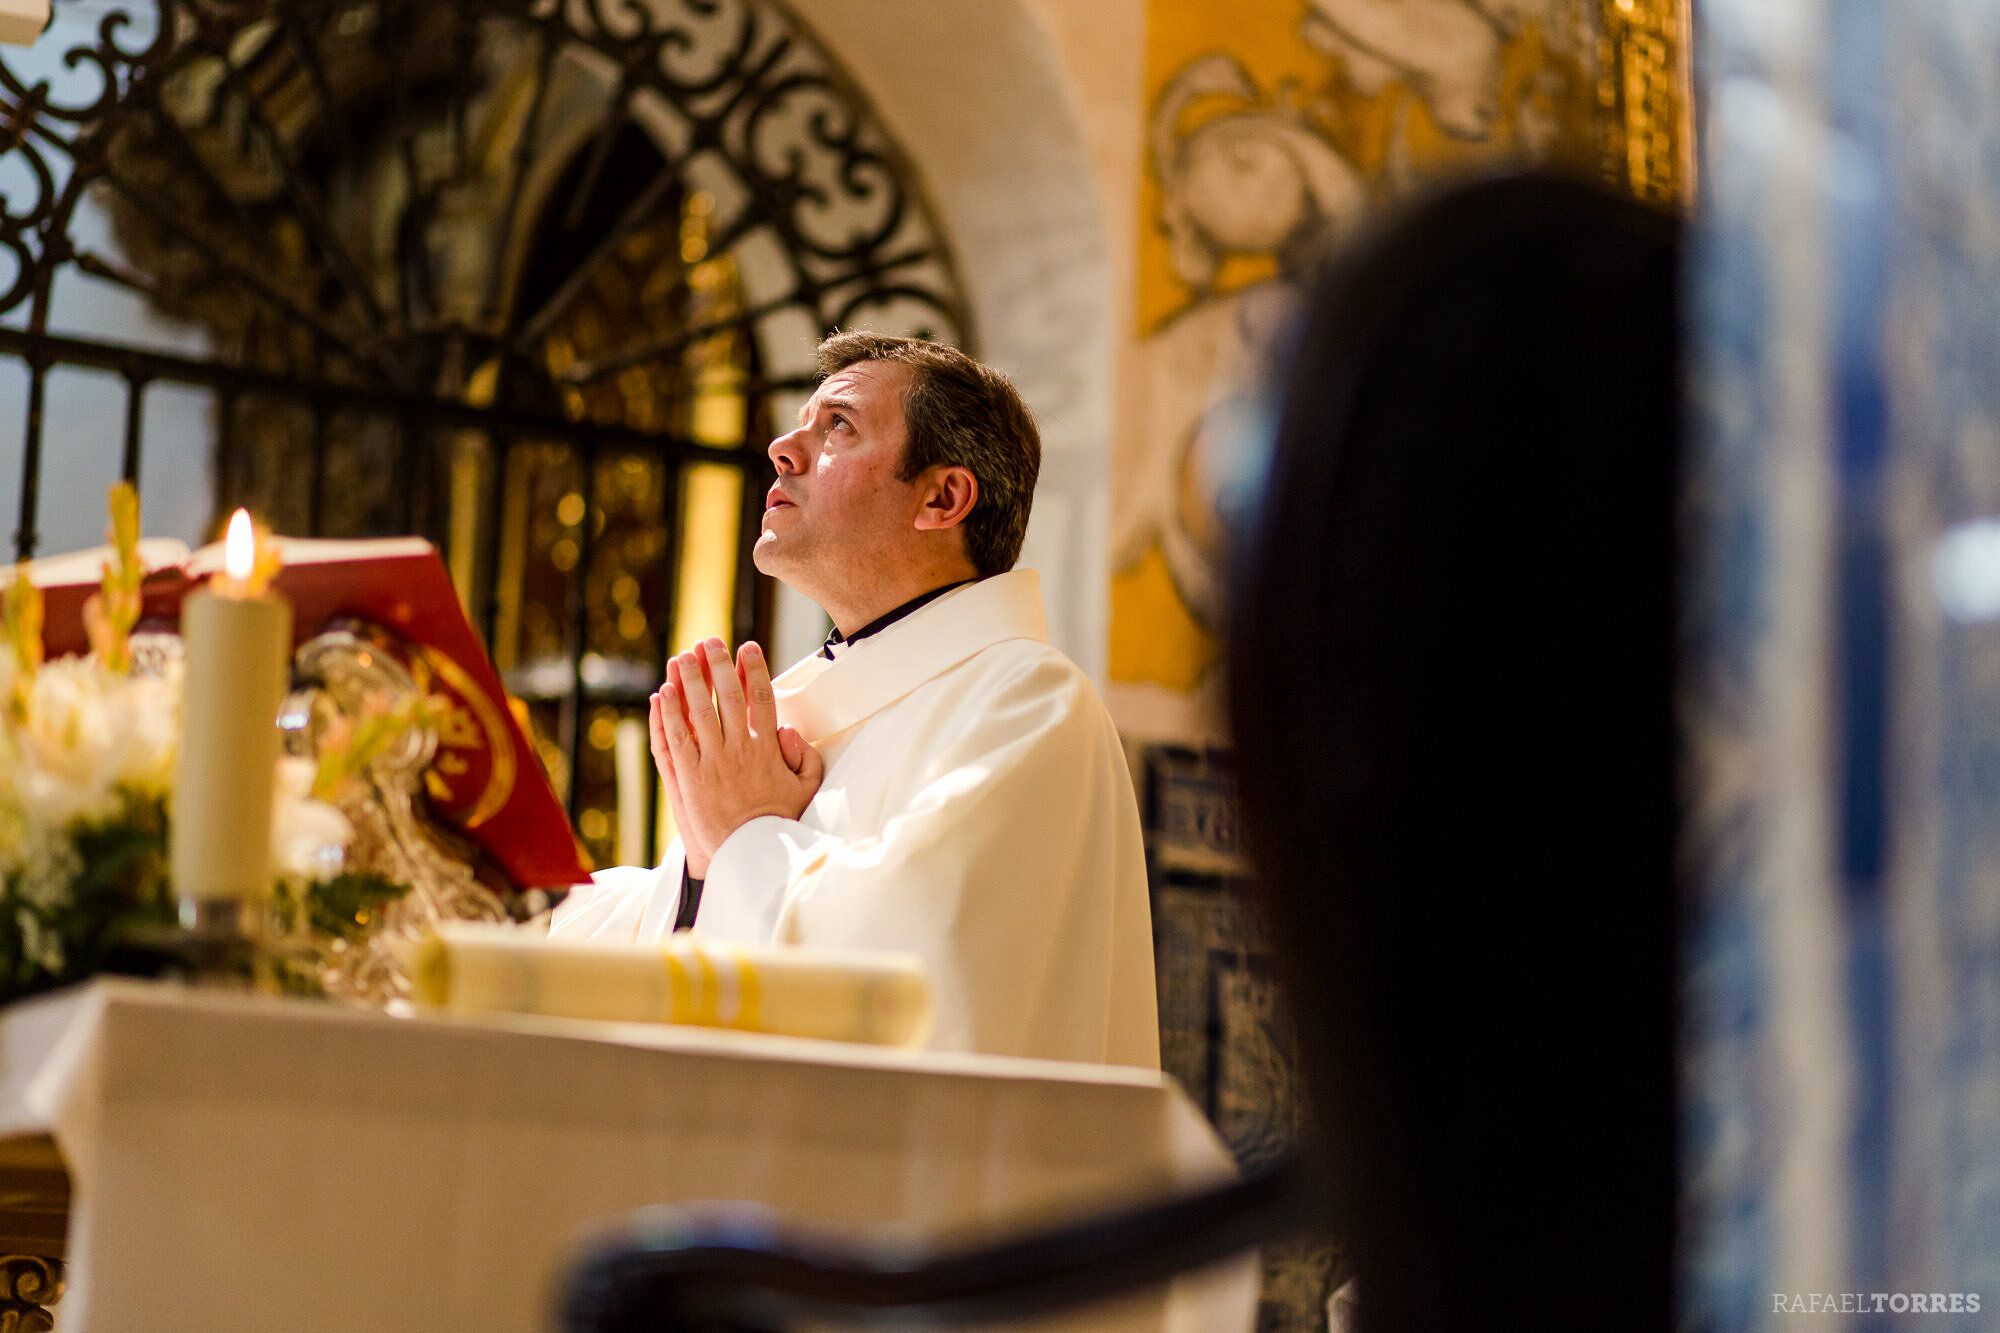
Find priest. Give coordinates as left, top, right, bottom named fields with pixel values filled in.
left=551, top=333, right=1160, bottom=1068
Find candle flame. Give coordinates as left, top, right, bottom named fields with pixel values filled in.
left=224, top=509, right=255, bottom=581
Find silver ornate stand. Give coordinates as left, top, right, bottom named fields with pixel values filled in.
left=284, top=620, right=514, bottom=1002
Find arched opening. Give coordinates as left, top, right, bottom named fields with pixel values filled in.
left=0, top=0, right=968, bottom=866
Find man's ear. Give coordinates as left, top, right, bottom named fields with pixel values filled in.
left=913, top=466, right=978, bottom=532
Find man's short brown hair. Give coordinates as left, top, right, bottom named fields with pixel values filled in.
left=815, top=331, right=1040, bottom=577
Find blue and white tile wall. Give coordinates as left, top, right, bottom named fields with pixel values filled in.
left=1688, top=1, right=2000, bottom=1326
left=1885, top=1, right=2000, bottom=1317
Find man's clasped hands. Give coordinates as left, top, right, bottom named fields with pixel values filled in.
left=648, top=638, right=825, bottom=878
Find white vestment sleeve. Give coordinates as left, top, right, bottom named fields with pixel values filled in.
left=547, top=840, right=688, bottom=944
left=696, top=655, right=1144, bottom=1059
left=694, top=818, right=840, bottom=942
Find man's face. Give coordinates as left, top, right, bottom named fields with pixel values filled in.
left=754, top=360, right=918, bottom=588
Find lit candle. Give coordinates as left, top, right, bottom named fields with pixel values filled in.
left=171, top=511, right=292, bottom=916
left=614, top=716, right=647, bottom=866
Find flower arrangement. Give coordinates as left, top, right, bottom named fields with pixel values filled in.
left=0, top=485, right=413, bottom=1001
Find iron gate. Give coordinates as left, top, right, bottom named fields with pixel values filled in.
left=0, top=0, right=968, bottom=861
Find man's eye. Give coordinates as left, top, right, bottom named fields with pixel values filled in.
left=831, top=414, right=850, bottom=431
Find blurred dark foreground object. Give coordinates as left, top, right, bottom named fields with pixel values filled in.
left=562, top=1164, right=1307, bottom=1332
left=557, top=172, right=1680, bottom=1332
left=1231, top=172, right=1681, bottom=1331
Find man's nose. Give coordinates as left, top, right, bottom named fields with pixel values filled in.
left=768, top=426, right=806, bottom=475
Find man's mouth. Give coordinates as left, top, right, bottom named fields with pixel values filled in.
left=765, top=485, right=797, bottom=513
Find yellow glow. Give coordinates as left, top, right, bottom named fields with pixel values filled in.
left=492, top=450, right=534, bottom=669
left=224, top=509, right=255, bottom=581
left=692, top=382, right=744, bottom=446
left=614, top=717, right=648, bottom=866
left=1135, top=6, right=1600, bottom=335
left=671, top=463, right=742, bottom=655
left=447, top=436, right=483, bottom=616
left=1108, top=544, right=1220, bottom=692
left=463, top=357, right=501, bottom=408
left=1120, top=1, right=1607, bottom=699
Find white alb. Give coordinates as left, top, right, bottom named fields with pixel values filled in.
left=549, top=570, right=1161, bottom=1068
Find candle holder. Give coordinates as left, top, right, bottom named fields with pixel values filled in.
left=176, top=894, right=260, bottom=939
left=108, top=898, right=265, bottom=989
left=172, top=896, right=264, bottom=986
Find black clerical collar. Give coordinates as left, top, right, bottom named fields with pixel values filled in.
left=821, top=579, right=977, bottom=660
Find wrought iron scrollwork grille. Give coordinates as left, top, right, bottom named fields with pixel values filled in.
left=0, top=0, right=968, bottom=862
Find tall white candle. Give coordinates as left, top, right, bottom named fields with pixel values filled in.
left=171, top=511, right=292, bottom=903
left=614, top=716, right=647, bottom=866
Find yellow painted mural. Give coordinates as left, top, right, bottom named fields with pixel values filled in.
left=1110, top=0, right=1687, bottom=737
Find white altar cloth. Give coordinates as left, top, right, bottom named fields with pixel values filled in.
left=0, top=980, right=1255, bottom=1331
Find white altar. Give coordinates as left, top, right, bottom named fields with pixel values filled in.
left=0, top=981, right=1255, bottom=1331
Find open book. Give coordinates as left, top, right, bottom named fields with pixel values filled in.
left=25, top=535, right=592, bottom=889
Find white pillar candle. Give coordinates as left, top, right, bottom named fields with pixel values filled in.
left=171, top=512, right=292, bottom=903
left=614, top=716, right=646, bottom=866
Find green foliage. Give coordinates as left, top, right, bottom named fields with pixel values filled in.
left=311, top=694, right=449, bottom=803
left=267, top=871, right=411, bottom=995
left=303, top=872, right=408, bottom=943
left=0, top=794, right=408, bottom=1003
left=0, top=790, right=175, bottom=1002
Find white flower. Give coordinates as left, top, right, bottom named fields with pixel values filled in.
left=274, top=754, right=316, bottom=802
left=111, top=669, right=180, bottom=797
left=14, top=658, right=130, bottom=828
left=6, top=656, right=181, bottom=833
left=272, top=757, right=352, bottom=883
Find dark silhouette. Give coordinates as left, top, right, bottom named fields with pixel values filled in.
left=1230, top=172, right=1681, bottom=1331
